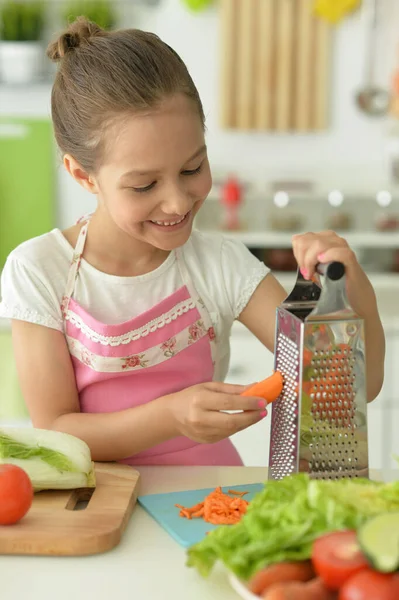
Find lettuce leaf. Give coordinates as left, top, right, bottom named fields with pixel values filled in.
left=187, top=474, right=399, bottom=580
left=0, top=433, right=78, bottom=472
left=0, top=427, right=96, bottom=491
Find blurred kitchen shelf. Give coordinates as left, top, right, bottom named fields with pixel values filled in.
left=208, top=191, right=399, bottom=203
left=201, top=230, right=399, bottom=249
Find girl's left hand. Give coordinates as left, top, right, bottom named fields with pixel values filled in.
left=290, top=231, right=384, bottom=401
left=291, top=230, right=356, bottom=281
left=291, top=230, right=377, bottom=317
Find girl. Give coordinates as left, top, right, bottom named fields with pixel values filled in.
left=0, top=18, right=385, bottom=466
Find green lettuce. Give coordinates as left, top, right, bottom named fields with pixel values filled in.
left=0, top=432, right=78, bottom=472
left=187, top=473, right=399, bottom=580
left=0, top=427, right=96, bottom=491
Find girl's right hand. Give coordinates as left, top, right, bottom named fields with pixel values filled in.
left=166, top=382, right=267, bottom=444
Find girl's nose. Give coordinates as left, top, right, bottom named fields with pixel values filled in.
left=161, top=186, right=192, bottom=216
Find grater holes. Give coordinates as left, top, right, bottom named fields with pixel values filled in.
left=277, top=336, right=363, bottom=481
left=271, top=334, right=300, bottom=479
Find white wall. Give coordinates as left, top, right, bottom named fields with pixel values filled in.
left=60, top=0, right=399, bottom=225
left=2, top=0, right=399, bottom=227
left=135, top=0, right=399, bottom=190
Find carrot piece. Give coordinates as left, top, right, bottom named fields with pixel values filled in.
left=263, top=578, right=336, bottom=600
left=301, top=578, right=337, bottom=599
left=241, top=371, right=284, bottom=403
left=228, top=489, right=248, bottom=496
left=184, top=502, right=203, bottom=513
left=248, top=561, right=315, bottom=596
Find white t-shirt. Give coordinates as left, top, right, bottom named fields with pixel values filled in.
left=0, top=228, right=269, bottom=380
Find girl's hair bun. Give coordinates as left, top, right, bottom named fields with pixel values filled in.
left=47, top=16, right=105, bottom=62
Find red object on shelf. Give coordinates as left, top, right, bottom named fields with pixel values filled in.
left=222, top=176, right=242, bottom=206
left=221, top=175, right=243, bottom=230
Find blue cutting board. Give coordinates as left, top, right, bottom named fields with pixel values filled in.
left=138, top=483, right=264, bottom=548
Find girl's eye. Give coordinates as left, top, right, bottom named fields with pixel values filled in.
left=131, top=182, right=156, bottom=193
left=130, top=162, right=203, bottom=193
left=181, top=164, right=202, bottom=176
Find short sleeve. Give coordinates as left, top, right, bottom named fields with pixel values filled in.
left=220, top=238, right=269, bottom=319
left=0, top=255, right=63, bottom=331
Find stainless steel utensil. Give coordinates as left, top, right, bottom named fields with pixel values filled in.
left=269, top=262, right=369, bottom=481
left=355, top=0, right=390, bottom=117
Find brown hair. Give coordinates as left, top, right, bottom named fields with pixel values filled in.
left=46, top=17, right=205, bottom=172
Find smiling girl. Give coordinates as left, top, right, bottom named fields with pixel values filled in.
left=0, top=19, right=385, bottom=466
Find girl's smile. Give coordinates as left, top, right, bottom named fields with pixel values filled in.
left=148, top=210, right=191, bottom=230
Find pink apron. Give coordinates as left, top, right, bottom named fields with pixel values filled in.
left=61, top=217, right=243, bottom=466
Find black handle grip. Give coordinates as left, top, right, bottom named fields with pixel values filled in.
left=316, top=261, right=345, bottom=281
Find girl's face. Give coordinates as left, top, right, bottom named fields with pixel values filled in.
left=93, top=94, right=212, bottom=252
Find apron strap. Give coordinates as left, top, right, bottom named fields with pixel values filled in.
left=61, top=216, right=91, bottom=317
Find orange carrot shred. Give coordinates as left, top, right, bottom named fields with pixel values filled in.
left=227, top=489, right=248, bottom=496
left=175, top=487, right=249, bottom=525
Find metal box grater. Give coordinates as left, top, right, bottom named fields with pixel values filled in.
left=268, top=262, right=369, bottom=481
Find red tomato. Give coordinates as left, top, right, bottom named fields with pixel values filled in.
left=312, top=531, right=369, bottom=590
left=0, top=464, right=33, bottom=525
left=339, top=570, right=399, bottom=600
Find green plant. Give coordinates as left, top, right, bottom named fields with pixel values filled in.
left=62, top=0, right=116, bottom=30
left=181, top=0, right=213, bottom=12
left=0, top=1, right=45, bottom=42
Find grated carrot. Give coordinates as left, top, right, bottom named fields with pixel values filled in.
left=228, top=489, right=248, bottom=496
left=175, top=486, right=249, bottom=525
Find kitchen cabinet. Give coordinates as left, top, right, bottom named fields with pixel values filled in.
left=225, top=322, right=274, bottom=387
left=0, top=117, right=54, bottom=270
left=373, top=321, right=399, bottom=472
left=228, top=322, right=274, bottom=466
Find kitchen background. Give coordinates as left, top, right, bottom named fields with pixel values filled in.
left=0, top=0, right=398, bottom=473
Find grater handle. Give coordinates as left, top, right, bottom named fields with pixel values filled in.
left=316, top=261, right=345, bottom=281
left=281, top=261, right=353, bottom=316
left=309, top=260, right=354, bottom=317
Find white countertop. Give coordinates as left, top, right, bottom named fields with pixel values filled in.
left=1, top=466, right=398, bottom=600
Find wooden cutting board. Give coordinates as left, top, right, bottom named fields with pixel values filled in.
left=220, top=0, right=332, bottom=131
left=0, top=462, right=140, bottom=556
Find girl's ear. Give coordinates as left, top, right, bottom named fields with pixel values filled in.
left=63, top=154, right=99, bottom=194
